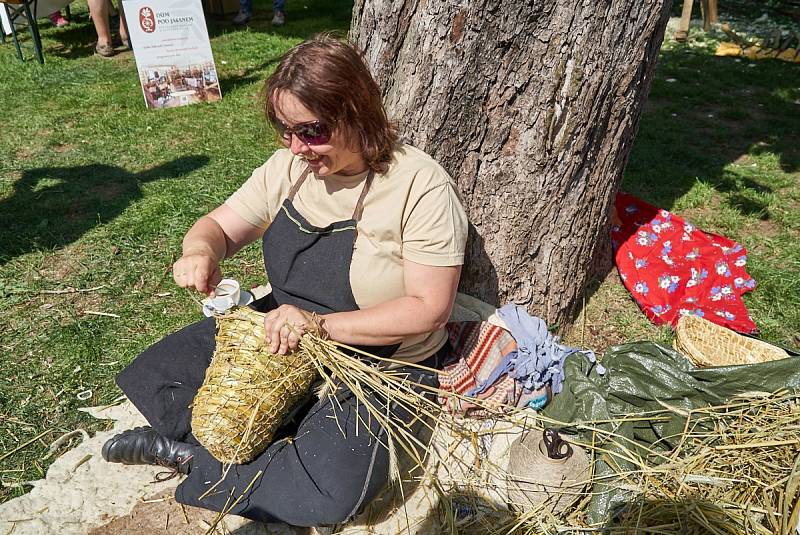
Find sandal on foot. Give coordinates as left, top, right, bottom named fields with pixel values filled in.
left=95, top=43, right=116, bottom=57
left=112, top=35, right=132, bottom=50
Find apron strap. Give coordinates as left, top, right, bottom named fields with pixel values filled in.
left=287, top=165, right=375, bottom=223
left=351, top=169, right=374, bottom=223
left=287, top=166, right=313, bottom=202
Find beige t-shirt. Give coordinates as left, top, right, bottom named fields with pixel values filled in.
left=226, top=144, right=468, bottom=362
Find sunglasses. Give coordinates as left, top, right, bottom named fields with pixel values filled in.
left=275, top=120, right=332, bottom=146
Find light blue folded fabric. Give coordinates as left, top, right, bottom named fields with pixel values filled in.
left=497, top=304, right=605, bottom=394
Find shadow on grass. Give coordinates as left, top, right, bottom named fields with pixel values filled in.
left=622, top=46, right=800, bottom=218
left=218, top=53, right=282, bottom=96
left=43, top=24, right=103, bottom=60
left=203, top=0, right=353, bottom=41
left=0, top=155, right=209, bottom=264
left=32, top=11, right=122, bottom=60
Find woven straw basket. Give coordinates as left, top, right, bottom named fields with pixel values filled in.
left=673, top=315, right=789, bottom=367
left=191, top=307, right=318, bottom=464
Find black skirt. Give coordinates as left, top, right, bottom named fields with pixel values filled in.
left=116, top=296, right=443, bottom=527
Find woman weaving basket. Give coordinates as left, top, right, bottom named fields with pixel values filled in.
left=101, top=35, right=468, bottom=527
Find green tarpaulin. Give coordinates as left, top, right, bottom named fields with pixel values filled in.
left=543, top=341, right=800, bottom=524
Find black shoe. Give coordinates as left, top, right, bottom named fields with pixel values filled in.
left=102, top=426, right=195, bottom=475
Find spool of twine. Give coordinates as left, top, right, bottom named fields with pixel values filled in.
left=506, top=429, right=590, bottom=513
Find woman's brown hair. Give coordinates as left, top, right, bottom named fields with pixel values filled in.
left=263, top=34, right=397, bottom=173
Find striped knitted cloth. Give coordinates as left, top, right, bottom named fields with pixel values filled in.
left=438, top=322, right=549, bottom=417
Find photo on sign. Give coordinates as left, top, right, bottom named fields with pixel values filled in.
left=139, top=63, right=221, bottom=109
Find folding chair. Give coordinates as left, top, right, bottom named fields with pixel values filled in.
left=0, top=0, right=45, bottom=63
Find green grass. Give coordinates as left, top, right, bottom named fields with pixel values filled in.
left=0, top=0, right=351, bottom=500
left=1, top=4, right=799, bottom=503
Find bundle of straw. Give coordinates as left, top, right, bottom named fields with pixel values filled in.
left=601, top=391, right=800, bottom=534
left=191, top=307, right=318, bottom=464
left=674, top=314, right=789, bottom=366
left=502, top=391, right=800, bottom=535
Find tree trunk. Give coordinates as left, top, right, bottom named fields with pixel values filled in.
left=351, top=0, right=672, bottom=328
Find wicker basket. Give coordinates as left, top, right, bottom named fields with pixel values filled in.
left=191, top=307, right=318, bottom=464
left=673, top=315, right=789, bottom=367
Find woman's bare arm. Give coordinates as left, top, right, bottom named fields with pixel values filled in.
left=320, top=260, right=461, bottom=345
left=173, top=205, right=265, bottom=295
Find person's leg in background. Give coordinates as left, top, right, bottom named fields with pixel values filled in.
left=115, top=0, right=130, bottom=48
left=87, top=0, right=113, bottom=56
left=87, top=0, right=129, bottom=56
left=48, top=10, right=69, bottom=27
left=232, top=0, right=252, bottom=25
left=272, top=0, right=285, bottom=26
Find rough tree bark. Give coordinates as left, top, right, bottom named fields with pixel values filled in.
left=351, top=0, right=673, bottom=328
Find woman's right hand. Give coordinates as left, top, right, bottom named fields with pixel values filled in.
left=173, top=206, right=265, bottom=296
left=173, top=252, right=222, bottom=296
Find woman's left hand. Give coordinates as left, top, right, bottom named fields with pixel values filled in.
left=262, top=304, right=321, bottom=354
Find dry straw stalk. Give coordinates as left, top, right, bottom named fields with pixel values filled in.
left=511, top=391, right=800, bottom=535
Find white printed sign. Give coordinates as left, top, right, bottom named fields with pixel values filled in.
left=123, top=0, right=222, bottom=109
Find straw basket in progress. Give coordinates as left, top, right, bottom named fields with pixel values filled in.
left=191, top=307, right=318, bottom=464
left=673, top=314, right=789, bottom=367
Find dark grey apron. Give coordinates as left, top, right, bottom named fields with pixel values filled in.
left=258, top=166, right=399, bottom=358
left=117, top=165, right=440, bottom=526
